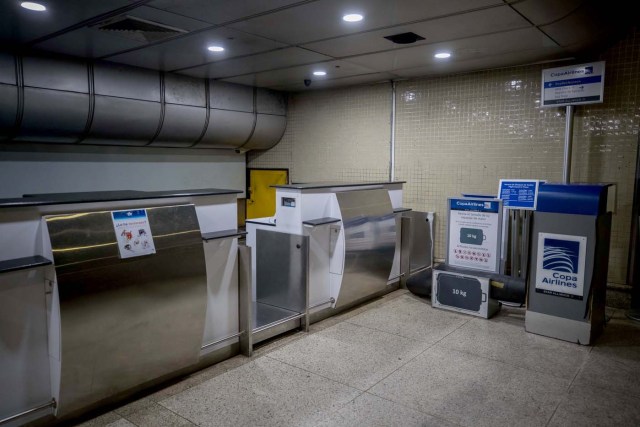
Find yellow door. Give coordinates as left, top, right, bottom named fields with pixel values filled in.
left=246, top=169, right=289, bottom=219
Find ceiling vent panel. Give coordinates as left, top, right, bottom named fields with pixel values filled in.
left=384, top=32, right=426, bottom=45
left=95, top=16, right=186, bottom=43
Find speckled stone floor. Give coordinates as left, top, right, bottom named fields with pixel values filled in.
left=75, top=289, right=640, bottom=427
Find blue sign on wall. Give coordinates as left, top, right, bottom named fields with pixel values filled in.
left=498, top=179, right=540, bottom=210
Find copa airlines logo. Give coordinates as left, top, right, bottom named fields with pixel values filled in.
left=535, top=233, right=586, bottom=299
left=542, top=238, right=579, bottom=273
left=550, top=66, right=593, bottom=78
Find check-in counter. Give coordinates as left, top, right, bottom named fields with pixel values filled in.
left=246, top=181, right=411, bottom=343
left=0, top=189, right=243, bottom=425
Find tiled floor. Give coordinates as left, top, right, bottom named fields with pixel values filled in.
left=76, top=290, right=640, bottom=427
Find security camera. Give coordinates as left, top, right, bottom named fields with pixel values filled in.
left=304, top=79, right=311, bottom=87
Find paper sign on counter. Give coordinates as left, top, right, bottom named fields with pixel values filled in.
left=112, top=209, right=156, bottom=259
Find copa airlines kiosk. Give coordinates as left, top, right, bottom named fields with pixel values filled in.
left=525, top=183, right=612, bottom=345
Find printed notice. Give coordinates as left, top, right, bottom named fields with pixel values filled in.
left=541, top=61, right=605, bottom=108
left=499, top=179, right=540, bottom=210
left=112, top=209, right=156, bottom=259
left=447, top=198, right=501, bottom=273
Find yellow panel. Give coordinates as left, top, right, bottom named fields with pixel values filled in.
left=246, top=169, right=288, bottom=219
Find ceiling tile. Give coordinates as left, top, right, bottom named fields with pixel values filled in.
left=147, top=0, right=306, bottom=25
left=178, top=47, right=332, bottom=79
left=346, top=28, right=559, bottom=72
left=512, top=0, right=583, bottom=26
left=228, top=0, right=503, bottom=45
left=302, top=5, right=530, bottom=58
left=0, top=0, right=134, bottom=44
left=539, top=1, right=623, bottom=48
left=105, top=26, right=286, bottom=71
left=392, top=47, right=567, bottom=78
left=220, top=60, right=379, bottom=89
left=273, top=72, right=398, bottom=92
left=35, top=6, right=211, bottom=58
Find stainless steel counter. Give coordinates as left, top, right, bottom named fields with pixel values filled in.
left=334, top=188, right=396, bottom=307
left=45, top=204, right=208, bottom=416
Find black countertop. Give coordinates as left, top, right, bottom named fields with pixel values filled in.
left=0, top=188, right=241, bottom=209
left=273, top=181, right=405, bottom=190
left=0, top=255, right=52, bottom=274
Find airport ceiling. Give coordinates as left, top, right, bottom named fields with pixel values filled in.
left=1, top=0, right=635, bottom=92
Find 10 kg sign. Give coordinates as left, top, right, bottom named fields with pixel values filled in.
left=452, top=288, right=467, bottom=298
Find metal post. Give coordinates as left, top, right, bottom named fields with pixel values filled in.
left=238, top=244, right=253, bottom=357
left=390, top=81, right=396, bottom=181
left=563, top=105, right=575, bottom=184
left=500, top=207, right=509, bottom=275
left=400, top=215, right=412, bottom=288
left=627, top=133, right=640, bottom=321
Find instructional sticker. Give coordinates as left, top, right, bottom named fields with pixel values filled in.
left=112, top=209, right=156, bottom=259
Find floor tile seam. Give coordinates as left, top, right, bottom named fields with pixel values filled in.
left=381, top=290, right=411, bottom=302
left=331, top=300, right=400, bottom=323
left=148, top=373, right=232, bottom=404
left=437, top=338, right=588, bottom=380
left=154, top=400, right=200, bottom=426
left=360, top=334, right=445, bottom=395
left=425, top=317, right=471, bottom=349
left=570, top=377, right=640, bottom=400
left=314, top=291, right=410, bottom=325
left=190, top=359, right=254, bottom=383
left=339, top=317, right=439, bottom=344
left=543, top=400, right=563, bottom=427
left=118, top=417, right=141, bottom=427
left=358, top=318, right=473, bottom=393
left=307, top=299, right=391, bottom=329
left=263, top=353, right=368, bottom=392
left=322, top=313, right=440, bottom=346
left=566, top=349, right=592, bottom=390
left=251, top=334, right=309, bottom=358
left=433, top=344, right=576, bottom=384
left=361, top=391, right=466, bottom=427
left=151, top=360, right=259, bottom=406
left=308, top=390, right=366, bottom=427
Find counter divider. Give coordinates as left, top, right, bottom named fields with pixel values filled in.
left=0, top=255, right=52, bottom=275
left=202, top=229, right=247, bottom=241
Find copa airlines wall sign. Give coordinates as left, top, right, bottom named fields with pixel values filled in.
left=535, top=232, right=587, bottom=300
left=541, top=61, right=605, bottom=107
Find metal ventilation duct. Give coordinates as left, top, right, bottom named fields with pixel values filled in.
left=0, top=52, right=287, bottom=151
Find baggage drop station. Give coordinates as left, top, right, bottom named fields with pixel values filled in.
left=246, top=181, right=434, bottom=343
left=0, top=189, right=248, bottom=423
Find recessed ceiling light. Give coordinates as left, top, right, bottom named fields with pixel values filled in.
left=342, top=14, right=363, bottom=22
left=434, top=52, right=451, bottom=59
left=207, top=46, right=224, bottom=52
left=313, top=71, right=327, bottom=76
left=20, top=2, right=46, bottom=11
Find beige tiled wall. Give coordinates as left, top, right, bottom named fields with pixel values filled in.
left=249, top=27, right=640, bottom=285
left=248, top=83, right=391, bottom=182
